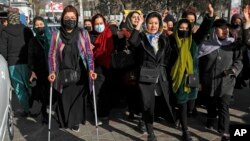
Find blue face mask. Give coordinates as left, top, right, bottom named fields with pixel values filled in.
left=94, top=24, right=105, bottom=33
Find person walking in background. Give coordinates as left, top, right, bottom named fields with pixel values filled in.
left=89, top=14, right=114, bottom=120
left=243, top=3, right=250, bottom=108
left=48, top=5, right=97, bottom=132
left=117, top=10, right=146, bottom=133
left=199, top=19, right=243, bottom=141
left=229, top=13, right=249, bottom=90
left=28, top=16, right=52, bottom=124
left=0, top=12, right=34, bottom=116
left=169, top=3, right=214, bottom=141
left=83, top=19, right=92, bottom=32
left=128, top=12, right=175, bottom=141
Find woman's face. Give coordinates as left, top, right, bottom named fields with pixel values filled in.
left=130, top=13, right=140, bottom=27
left=146, top=17, right=160, bottom=34
left=215, top=26, right=229, bottom=39
left=167, top=21, right=173, bottom=30
left=94, top=17, right=104, bottom=26
left=34, top=20, right=44, bottom=28
left=163, top=22, right=168, bottom=30
left=63, top=12, right=77, bottom=21
left=178, top=23, right=189, bottom=31
left=187, top=14, right=195, bottom=23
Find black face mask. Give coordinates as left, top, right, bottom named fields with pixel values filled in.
left=190, top=22, right=195, bottom=28
left=231, top=24, right=240, bottom=29
left=84, top=26, right=92, bottom=31
left=178, top=30, right=189, bottom=38
left=34, top=27, right=45, bottom=35
left=63, top=20, right=77, bottom=29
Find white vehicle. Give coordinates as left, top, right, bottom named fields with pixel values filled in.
left=0, top=55, right=14, bottom=141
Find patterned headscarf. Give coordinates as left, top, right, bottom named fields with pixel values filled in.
left=8, top=13, right=20, bottom=25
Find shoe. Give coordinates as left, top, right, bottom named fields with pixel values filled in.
left=71, top=125, right=80, bottom=132
left=182, top=131, right=193, bottom=141
left=175, top=119, right=181, bottom=129
left=221, top=134, right=230, bottom=141
left=127, top=113, right=135, bottom=121
left=147, top=133, right=157, bottom=141
left=187, top=108, right=198, bottom=118
left=205, top=118, right=216, bottom=131
left=97, top=119, right=103, bottom=126
left=42, top=114, right=48, bottom=125
left=137, top=120, right=146, bottom=133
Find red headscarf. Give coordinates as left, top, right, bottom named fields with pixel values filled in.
left=93, top=24, right=114, bottom=69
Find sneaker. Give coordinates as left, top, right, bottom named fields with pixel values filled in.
left=182, top=131, right=193, bottom=141
left=221, top=134, right=230, bottom=141
left=147, top=133, right=157, bottom=141
left=137, top=120, right=146, bottom=133
left=205, top=118, right=216, bottom=131
left=71, top=125, right=80, bottom=132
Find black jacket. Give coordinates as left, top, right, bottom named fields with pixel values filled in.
left=128, top=29, right=175, bottom=122
left=28, top=37, right=49, bottom=76
left=0, top=24, right=33, bottom=65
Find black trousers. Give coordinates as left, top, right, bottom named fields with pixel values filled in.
left=90, top=65, right=111, bottom=118
left=206, top=95, right=231, bottom=134
left=139, top=85, right=167, bottom=134
left=178, top=99, right=197, bottom=132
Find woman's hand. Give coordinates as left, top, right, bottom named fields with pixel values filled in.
left=90, top=44, right=95, bottom=50
left=135, top=14, right=144, bottom=31
left=244, top=5, right=250, bottom=23
left=89, top=70, right=97, bottom=80
left=29, top=71, right=37, bottom=82
left=48, top=72, right=56, bottom=82
left=207, top=3, right=214, bottom=17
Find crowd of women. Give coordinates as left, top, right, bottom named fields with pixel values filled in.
left=1, top=2, right=250, bottom=141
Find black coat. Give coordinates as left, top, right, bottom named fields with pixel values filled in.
left=28, top=37, right=50, bottom=103
left=28, top=37, right=49, bottom=77
left=0, top=24, right=33, bottom=65
left=199, top=41, right=243, bottom=97
left=128, top=29, right=175, bottom=122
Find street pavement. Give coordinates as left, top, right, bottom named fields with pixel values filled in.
left=12, top=84, right=250, bottom=141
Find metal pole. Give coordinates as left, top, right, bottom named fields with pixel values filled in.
left=48, top=83, right=53, bottom=141
left=92, top=81, right=99, bottom=141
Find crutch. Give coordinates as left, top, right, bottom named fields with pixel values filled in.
left=92, top=81, right=99, bottom=141
left=48, top=82, right=53, bottom=141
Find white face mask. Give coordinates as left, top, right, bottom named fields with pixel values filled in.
left=94, top=24, right=105, bottom=33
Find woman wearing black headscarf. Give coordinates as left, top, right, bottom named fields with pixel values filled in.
left=48, top=5, right=96, bottom=132
left=28, top=16, right=52, bottom=124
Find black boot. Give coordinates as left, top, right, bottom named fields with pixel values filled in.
left=137, top=119, right=146, bottom=133
left=205, top=118, right=216, bottom=131
left=221, top=134, right=230, bottom=141
left=182, top=131, right=193, bottom=141
left=147, top=133, right=157, bottom=141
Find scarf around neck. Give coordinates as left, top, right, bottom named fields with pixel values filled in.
left=171, top=31, right=193, bottom=93
left=146, top=32, right=161, bottom=54
left=198, top=30, right=235, bottom=58
left=93, top=24, right=114, bottom=69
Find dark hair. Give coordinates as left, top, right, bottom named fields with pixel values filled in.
left=84, top=19, right=91, bottom=24
left=177, top=19, right=192, bottom=36
left=61, top=5, right=79, bottom=28
left=213, top=18, right=230, bottom=28
left=91, top=14, right=106, bottom=26
left=146, top=12, right=163, bottom=27
left=33, top=16, right=44, bottom=27
left=0, top=19, right=8, bottom=24
left=182, top=6, right=197, bottom=23
left=145, top=12, right=163, bottom=32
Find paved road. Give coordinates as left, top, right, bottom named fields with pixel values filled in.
left=12, top=85, right=250, bottom=141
